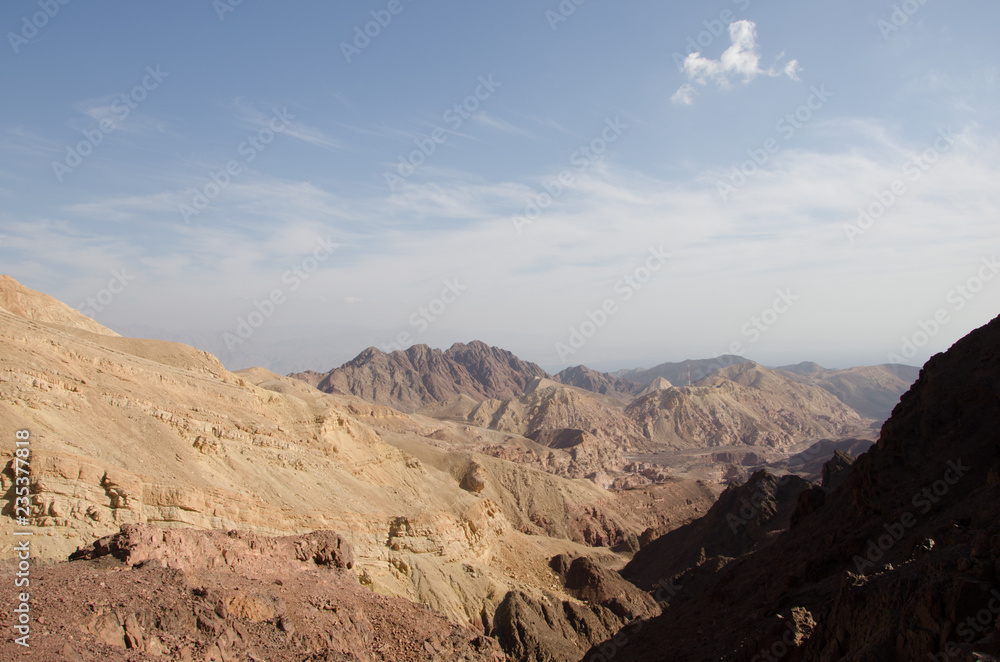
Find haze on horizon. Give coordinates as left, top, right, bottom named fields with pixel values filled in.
left=1, top=1, right=998, bottom=375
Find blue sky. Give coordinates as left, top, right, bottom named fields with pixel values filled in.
left=1, top=0, right=998, bottom=374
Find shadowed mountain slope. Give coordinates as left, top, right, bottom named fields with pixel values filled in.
left=587, top=313, right=1000, bottom=661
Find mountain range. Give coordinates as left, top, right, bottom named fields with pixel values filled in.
left=4, top=274, right=990, bottom=662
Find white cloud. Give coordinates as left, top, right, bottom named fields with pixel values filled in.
left=671, top=83, right=696, bottom=105
left=783, top=60, right=802, bottom=81
left=10, top=120, right=998, bottom=371
left=673, top=20, right=800, bottom=103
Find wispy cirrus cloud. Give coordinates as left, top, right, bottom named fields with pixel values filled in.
left=233, top=99, right=346, bottom=151
left=471, top=113, right=536, bottom=139
left=72, top=96, right=168, bottom=135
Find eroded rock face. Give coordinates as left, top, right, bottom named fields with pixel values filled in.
left=1, top=524, right=507, bottom=662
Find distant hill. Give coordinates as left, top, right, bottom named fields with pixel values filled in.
left=302, top=340, right=550, bottom=413
left=776, top=363, right=920, bottom=421
left=615, top=354, right=752, bottom=386
left=296, top=342, right=918, bottom=454
left=625, top=362, right=874, bottom=450
left=553, top=364, right=640, bottom=398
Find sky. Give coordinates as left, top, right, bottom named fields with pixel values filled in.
left=1, top=0, right=998, bottom=374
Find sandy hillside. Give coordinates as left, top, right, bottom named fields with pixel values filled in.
left=0, top=276, right=715, bottom=630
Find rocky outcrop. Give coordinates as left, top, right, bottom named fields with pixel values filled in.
left=492, top=555, right=657, bottom=662
left=588, top=313, right=1000, bottom=661
left=70, top=524, right=355, bottom=571
left=1, top=524, right=507, bottom=662
left=821, top=449, right=855, bottom=490
left=304, top=341, right=550, bottom=412
left=461, top=463, right=488, bottom=493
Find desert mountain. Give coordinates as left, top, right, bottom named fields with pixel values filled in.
left=634, top=376, right=673, bottom=398
left=553, top=365, right=639, bottom=399
left=0, top=276, right=722, bottom=660
left=466, top=378, right=648, bottom=450
left=591, top=313, right=1000, bottom=660
left=296, top=342, right=916, bottom=463
left=625, top=362, right=874, bottom=450
left=419, top=377, right=653, bottom=485
left=302, top=341, right=550, bottom=413
left=568, top=359, right=916, bottom=425
left=616, top=354, right=751, bottom=387
left=777, top=362, right=920, bottom=421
